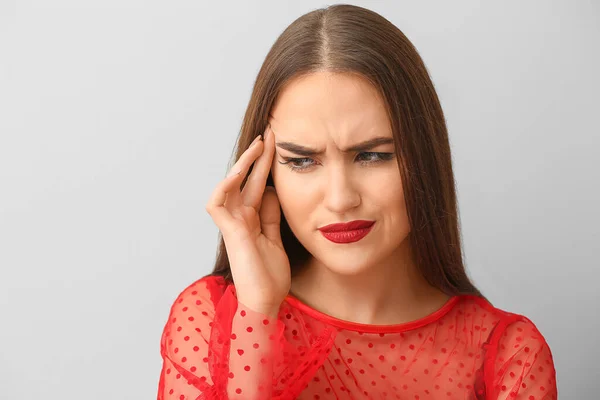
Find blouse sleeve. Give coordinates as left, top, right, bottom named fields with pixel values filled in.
left=157, top=277, right=334, bottom=400
left=486, top=316, right=558, bottom=399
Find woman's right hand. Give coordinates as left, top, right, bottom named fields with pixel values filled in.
left=205, top=124, right=291, bottom=316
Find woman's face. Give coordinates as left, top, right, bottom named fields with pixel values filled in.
left=269, top=71, right=411, bottom=276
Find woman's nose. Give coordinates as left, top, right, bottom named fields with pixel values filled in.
left=322, top=166, right=361, bottom=213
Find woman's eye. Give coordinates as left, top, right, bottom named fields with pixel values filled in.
left=281, top=157, right=314, bottom=171
left=356, top=152, right=393, bottom=163
left=278, top=152, right=394, bottom=172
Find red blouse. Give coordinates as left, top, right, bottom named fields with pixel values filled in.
left=157, top=275, right=557, bottom=399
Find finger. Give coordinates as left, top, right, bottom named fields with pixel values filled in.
left=259, top=185, right=282, bottom=245
left=205, top=171, right=243, bottom=233
left=205, top=137, right=263, bottom=228
left=221, top=135, right=264, bottom=211
left=241, top=124, right=275, bottom=211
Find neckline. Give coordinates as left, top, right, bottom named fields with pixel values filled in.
left=283, top=292, right=462, bottom=334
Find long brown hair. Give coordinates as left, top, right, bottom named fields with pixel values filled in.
left=207, top=4, right=486, bottom=301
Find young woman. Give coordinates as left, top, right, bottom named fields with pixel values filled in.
left=157, top=4, right=557, bottom=399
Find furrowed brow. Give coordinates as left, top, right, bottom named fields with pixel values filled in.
left=276, top=136, right=394, bottom=156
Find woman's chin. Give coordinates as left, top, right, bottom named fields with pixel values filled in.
left=314, top=254, right=378, bottom=276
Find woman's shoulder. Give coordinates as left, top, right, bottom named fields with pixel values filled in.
left=167, top=274, right=230, bottom=312
left=454, top=294, right=531, bottom=319
left=454, top=294, right=552, bottom=347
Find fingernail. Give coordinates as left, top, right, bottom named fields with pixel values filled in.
left=251, top=135, right=262, bottom=147
left=227, top=167, right=241, bottom=177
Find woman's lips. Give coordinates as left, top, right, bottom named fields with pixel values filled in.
left=318, top=220, right=375, bottom=232
left=318, top=221, right=375, bottom=244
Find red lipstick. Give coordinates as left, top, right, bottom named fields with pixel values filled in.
left=318, top=220, right=375, bottom=244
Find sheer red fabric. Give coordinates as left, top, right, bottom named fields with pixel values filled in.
left=157, top=275, right=557, bottom=399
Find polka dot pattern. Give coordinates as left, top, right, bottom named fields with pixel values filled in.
left=157, top=276, right=557, bottom=399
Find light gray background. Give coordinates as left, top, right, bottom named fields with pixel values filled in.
left=1, top=1, right=598, bottom=399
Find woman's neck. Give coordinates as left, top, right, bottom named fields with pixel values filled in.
left=289, top=245, right=450, bottom=326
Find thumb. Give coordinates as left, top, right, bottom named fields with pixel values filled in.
left=259, top=186, right=282, bottom=245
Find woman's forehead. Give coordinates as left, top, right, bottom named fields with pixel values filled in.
left=268, top=112, right=392, bottom=148
left=272, top=73, right=385, bottom=120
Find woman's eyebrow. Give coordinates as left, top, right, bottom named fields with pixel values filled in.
left=275, top=136, right=394, bottom=156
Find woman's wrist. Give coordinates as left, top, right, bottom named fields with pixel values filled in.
left=237, top=297, right=281, bottom=319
